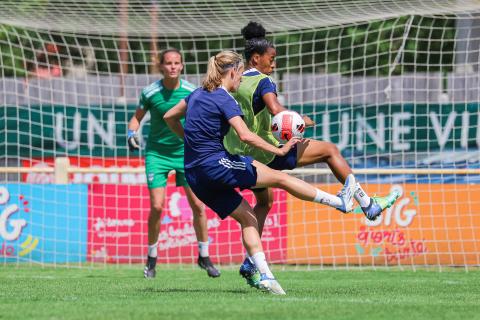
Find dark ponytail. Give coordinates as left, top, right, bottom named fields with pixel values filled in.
left=241, top=21, right=274, bottom=62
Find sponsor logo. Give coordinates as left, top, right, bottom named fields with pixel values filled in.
left=353, top=185, right=427, bottom=262
left=0, top=186, right=39, bottom=257
left=147, top=173, right=155, bottom=182
left=88, top=184, right=287, bottom=263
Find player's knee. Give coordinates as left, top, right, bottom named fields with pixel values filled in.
left=274, top=172, right=292, bottom=189
left=234, top=206, right=258, bottom=229
left=191, top=197, right=204, bottom=213
left=326, top=142, right=341, bottom=157
left=241, top=214, right=258, bottom=229
left=192, top=203, right=206, bottom=219
left=150, top=200, right=164, bottom=215
left=255, top=196, right=273, bottom=211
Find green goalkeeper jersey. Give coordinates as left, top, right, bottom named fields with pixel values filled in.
left=139, top=79, right=196, bottom=152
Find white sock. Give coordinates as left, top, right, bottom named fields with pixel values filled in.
left=313, top=188, right=343, bottom=209
left=251, top=252, right=274, bottom=279
left=354, top=183, right=371, bottom=207
left=198, top=241, right=209, bottom=258
left=148, top=243, right=158, bottom=258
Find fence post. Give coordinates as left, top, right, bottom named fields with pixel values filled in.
left=54, top=157, right=70, bottom=184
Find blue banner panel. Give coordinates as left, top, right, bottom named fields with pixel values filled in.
left=0, top=184, right=88, bottom=263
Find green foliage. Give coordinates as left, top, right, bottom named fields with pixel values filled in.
left=0, top=25, right=29, bottom=77
left=272, top=16, right=456, bottom=76
left=0, top=16, right=457, bottom=77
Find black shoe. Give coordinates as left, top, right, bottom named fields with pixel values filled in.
left=144, top=256, right=157, bottom=278
left=197, top=255, right=221, bottom=278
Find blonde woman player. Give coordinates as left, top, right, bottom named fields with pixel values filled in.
left=128, top=48, right=220, bottom=279
left=223, top=22, right=400, bottom=288
left=164, top=50, right=358, bottom=295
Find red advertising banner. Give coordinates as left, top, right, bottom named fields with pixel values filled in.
left=22, top=157, right=145, bottom=184
left=287, top=183, right=480, bottom=266
left=88, top=178, right=287, bottom=264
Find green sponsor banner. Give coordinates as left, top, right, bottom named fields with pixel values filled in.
left=2, top=103, right=479, bottom=157
left=3, top=105, right=141, bottom=157
left=292, top=103, right=480, bottom=154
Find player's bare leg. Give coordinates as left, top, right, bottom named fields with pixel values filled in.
left=240, top=161, right=356, bottom=289
left=239, top=188, right=272, bottom=288
left=230, top=199, right=286, bottom=295
left=296, top=139, right=399, bottom=220
left=253, top=160, right=355, bottom=212
left=184, top=187, right=220, bottom=278
left=252, top=188, right=273, bottom=236
left=296, top=139, right=352, bottom=182
left=250, top=140, right=356, bottom=242
left=144, top=187, right=166, bottom=278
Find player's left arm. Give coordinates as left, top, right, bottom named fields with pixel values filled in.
left=164, top=99, right=187, bottom=138
left=229, top=116, right=298, bottom=156
left=262, top=92, right=287, bottom=115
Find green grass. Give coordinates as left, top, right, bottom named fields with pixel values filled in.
left=1, top=265, right=479, bottom=320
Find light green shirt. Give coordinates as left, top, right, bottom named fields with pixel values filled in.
left=139, top=79, right=196, bottom=151
left=223, top=72, right=279, bottom=164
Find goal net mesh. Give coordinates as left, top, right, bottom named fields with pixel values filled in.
left=1, top=0, right=479, bottom=268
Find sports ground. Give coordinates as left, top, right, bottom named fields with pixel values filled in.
left=1, top=265, right=479, bottom=320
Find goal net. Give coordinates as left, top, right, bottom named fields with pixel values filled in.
left=1, top=0, right=479, bottom=268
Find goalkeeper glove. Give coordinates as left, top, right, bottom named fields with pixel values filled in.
left=127, top=129, right=140, bottom=152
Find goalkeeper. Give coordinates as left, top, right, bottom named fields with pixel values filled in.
left=223, top=22, right=400, bottom=288
left=127, top=48, right=220, bottom=279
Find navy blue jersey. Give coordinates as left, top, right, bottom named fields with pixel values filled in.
left=243, top=68, right=277, bottom=115
left=184, top=87, right=244, bottom=168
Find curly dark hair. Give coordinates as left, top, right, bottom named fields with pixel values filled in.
left=241, top=21, right=274, bottom=62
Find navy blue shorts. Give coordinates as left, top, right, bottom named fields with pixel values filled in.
left=185, top=154, right=258, bottom=219
left=267, top=144, right=298, bottom=170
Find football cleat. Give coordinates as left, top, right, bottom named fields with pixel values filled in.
left=144, top=265, right=156, bottom=278
left=259, top=274, right=286, bottom=295
left=239, top=258, right=261, bottom=289
left=362, top=191, right=400, bottom=221
left=197, top=255, right=221, bottom=278
left=144, top=256, right=157, bottom=278
left=336, top=174, right=356, bottom=213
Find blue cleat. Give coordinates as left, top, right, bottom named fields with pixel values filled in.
left=239, top=257, right=261, bottom=288
left=362, top=191, right=400, bottom=221
left=336, top=174, right=356, bottom=213
left=259, top=273, right=286, bottom=295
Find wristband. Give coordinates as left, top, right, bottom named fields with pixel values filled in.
left=128, top=129, right=136, bottom=138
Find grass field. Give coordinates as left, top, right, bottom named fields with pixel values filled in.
left=1, top=265, right=479, bottom=320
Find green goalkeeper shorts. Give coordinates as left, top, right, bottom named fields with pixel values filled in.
left=145, top=148, right=187, bottom=189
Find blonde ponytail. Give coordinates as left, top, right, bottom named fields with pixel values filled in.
left=202, top=51, right=243, bottom=92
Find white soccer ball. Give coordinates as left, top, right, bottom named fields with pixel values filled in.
left=271, top=110, right=305, bottom=143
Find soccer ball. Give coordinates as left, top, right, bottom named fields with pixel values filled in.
left=271, top=110, right=305, bottom=143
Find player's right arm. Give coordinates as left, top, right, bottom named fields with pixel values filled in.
left=127, top=107, right=146, bottom=152
left=128, top=89, right=150, bottom=152
left=229, top=116, right=298, bottom=156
